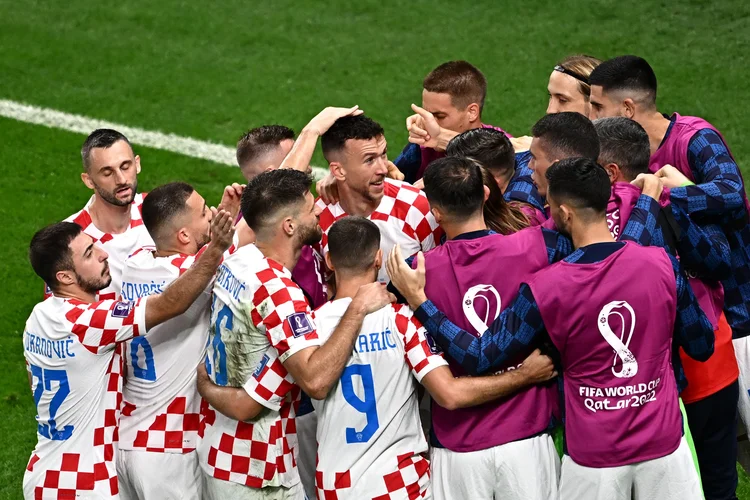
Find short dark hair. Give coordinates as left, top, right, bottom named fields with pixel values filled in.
left=29, top=222, right=83, bottom=292
left=81, top=129, right=131, bottom=170
left=588, top=55, right=658, bottom=106
left=236, top=125, right=295, bottom=170
left=423, top=156, right=484, bottom=220
left=423, top=61, right=487, bottom=111
left=594, top=117, right=650, bottom=181
left=241, top=169, right=313, bottom=232
left=445, top=128, right=515, bottom=181
left=531, top=112, right=600, bottom=161
left=321, top=115, right=384, bottom=160
left=141, top=182, right=195, bottom=243
left=327, top=217, right=380, bottom=273
left=546, top=158, right=610, bottom=217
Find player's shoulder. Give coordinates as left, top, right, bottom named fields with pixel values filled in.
left=315, top=198, right=345, bottom=229
left=64, top=198, right=94, bottom=228
left=383, top=178, right=425, bottom=202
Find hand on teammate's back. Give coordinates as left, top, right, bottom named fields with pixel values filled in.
left=304, top=105, right=364, bottom=136
left=209, top=208, right=235, bottom=252
left=406, top=104, right=441, bottom=149
left=351, top=282, right=397, bottom=315
left=631, top=173, right=664, bottom=201
left=654, top=164, right=692, bottom=189
left=218, top=183, right=245, bottom=220
left=386, top=245, right=427, bottom=309
left=517, top=349, right=558, bottom=384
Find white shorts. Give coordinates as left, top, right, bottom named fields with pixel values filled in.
left=203, top=474, right=304, bottom=500
left=430, top=433, right=560, bottom=500
left=295, top=411, right=318, bottom=500
left=117, top=449, right=203, bottom=500
left=558, top=437, right=702, bottom=500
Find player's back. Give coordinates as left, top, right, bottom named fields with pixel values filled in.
left=65, top=193, right=153, bottom=300
left=198, top=243, right=300, bottom=489
left=23, top=296, right=146, bottom=498
left=118, top=248, right=210, bottom=453
left=312, top=300, right=446, bottom=499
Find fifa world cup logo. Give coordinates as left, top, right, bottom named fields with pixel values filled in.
left=463, top=284, right=501, bottom=336
left=597, top=300, right=638, bottom=378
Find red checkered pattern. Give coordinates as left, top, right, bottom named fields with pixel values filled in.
left=63, top=298, right=145, bottom=354
left=315, top=453, right=430, bottom=500
left=42, top=193, right=153, bottom=301
left=123, top=397, right=202, bottom=452
left=315, top=179, right=442, bottom=282
left=243, top=348, right=297, bottom=411
left=392, top=304, right=445, bottom=380
left=248, top=258, right=321, bottom=361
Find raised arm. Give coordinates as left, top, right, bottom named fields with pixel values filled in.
left=145, top=209, right=234, bottom=330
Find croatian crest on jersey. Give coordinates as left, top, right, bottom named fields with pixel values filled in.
left=111, top=301, right=134, bottom=318
left=462, top=284, right=502, bottom=336
left=287, top=312, right=314, bottom=337
left=598, top=300, right=638, bottom=378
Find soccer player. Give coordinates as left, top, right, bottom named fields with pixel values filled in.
left=236, top=125, right=298, bottom=181
left=394, top=60, right=511, bottom=184
left=595, top=117, right=738, bottom=500
left=390, top=158, right=714, bottom=500
left=445, top=127, right=546, bottom=225
left=198, top=169, right=395, bottom=500
left=55, top=129, right=154, bottom=300
left=116, top=182, right=225, bottom=499
left=546, top=54, right=602, bottom=116
left=199, top=216, right=558, bottom=499
left=22, top=210, right=234, bottom=499
left=316, top=115, right=442, bottom=284
left=385, top=156, right=570, bottom=499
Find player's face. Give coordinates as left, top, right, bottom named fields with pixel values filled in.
left=241, top=139, right=300, bottom=182
left=294, top=191, right=323, bottom=247
left=341, top=136, right=389, bottom=203
left=588, top=85, right=624, bottom=120
left=529, top=137, right=555, bottom=198
left=69, top=233, right=112, bottom=293
left=547, top=71, right=589, bottom=116
left=83, top=140, right=140, bottom=207
left=422, top=90, right=472, bottom=133
left=184, top=190, right=212, bottom=252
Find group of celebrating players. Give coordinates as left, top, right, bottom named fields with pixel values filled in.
left=22, top=54, right=750, bottom=500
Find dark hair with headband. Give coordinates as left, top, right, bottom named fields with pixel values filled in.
left=554, top=55, right=602, bottom=99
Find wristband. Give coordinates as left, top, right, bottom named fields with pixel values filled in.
left=680, top=180, right=695, bottom=187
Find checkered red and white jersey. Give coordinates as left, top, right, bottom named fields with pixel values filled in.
left=118, top=248, right=211, bottom=453
left=22, top=296, right=148, bottom=499
left=310, top=299, right=446, bottom=499
left=61, top=193, right=154, bottom=301
left=198, top=243, right=319, bottom=489
left=315, top=179, right=442, bottom=283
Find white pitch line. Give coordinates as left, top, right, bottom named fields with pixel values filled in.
left=0, top=98, right=328, bottom=178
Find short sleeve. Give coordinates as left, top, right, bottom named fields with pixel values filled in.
left=242, top=348, right=297, bottom=411
left=393, top=304, right=447, bottom=382
left=65, top=297, right=148, bottom=355
left=249, top=273, right=322, bottom=362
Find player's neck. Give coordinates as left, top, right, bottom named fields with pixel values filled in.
left=571, top=220, right=616, bottom=249
left=89, top=195, right=132, bottom=235
left=637, top=110, right=671, bottom=156
left=338, top=184, right=381, bottom=218
left=153, top=242, right=194, bottom=258
left=255, top=237, right=302, bottom=272
left=441, top=214, right=487, bottom=240
left=335, top=274, right=376, bottom=301
left=54, top=286, right=97, bottom=304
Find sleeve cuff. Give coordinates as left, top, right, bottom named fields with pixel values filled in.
left=134, top=296, right=149, bottom=336
left=278, top=338, right=323, bottom=364
left=243, top=379, right=282, bottom=412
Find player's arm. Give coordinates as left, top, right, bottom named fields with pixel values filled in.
left=144, top=209, right=234, bottom=330
left=196, top=362, right=265, bottom=421
left=406, top=104, right=459, bottom=152
left=620, top=174, right=665, bottom=247
left=422, top=350, right=557, bottom=410
left=670, top=205, right=732, bottom=281
left=387, top=247, right=547, bottom=375
left=279, top=106, right=363, bottom=174
left=541, top=228, right=573, bottom=263
left=504, top=151, right=547, bottom=212
left=656, top=129, right=745, bottom=217
left=669, top=254, right=715, bottom=361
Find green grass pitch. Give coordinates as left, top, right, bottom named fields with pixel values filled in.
left=1, top=0, right=749, bottom=498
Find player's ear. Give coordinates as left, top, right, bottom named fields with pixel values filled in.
left=373, top=248, right=383, bottom=269
left=81, top=171, right=95, bottom=190
left=134, top=154, right=141, bottom=175
left=282, top=216, right=295, bottom=237
left=264, top=164, right=275, bottom=173
left=430, top=206, right=443, bottom=225
left=466, top=102, right=481, bottom=123
left=55, top=269, right=76, bottom=288
left=330, top=161, right=345, bottom=181
left=622, top=98, right=636, bottom=119
left=483, top=184, right=490, bottom=202
left=324, top=252, right=335, bottom=272
left=603, top=163, right=619, bottom=184
left=176, top=228, right=190, bottom=246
